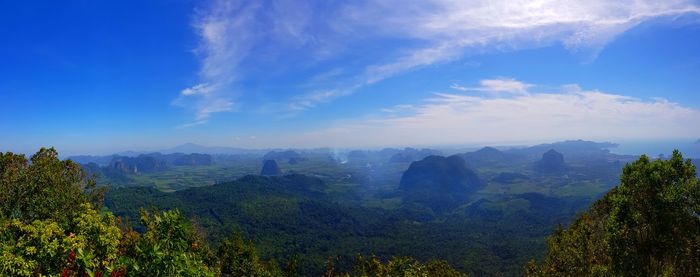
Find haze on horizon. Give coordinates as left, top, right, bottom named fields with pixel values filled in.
left=2, top=0, right=700, bottom=156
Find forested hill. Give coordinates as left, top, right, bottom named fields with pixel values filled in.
left=106, top=173, right=590, bottom=275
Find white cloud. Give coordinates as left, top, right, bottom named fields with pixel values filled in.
left=286, top=85, right=362, bottom=111
left=195, top=98, right=233, bottom=120
left=382, top=104, right=416, bottom=114
left=283, top=0, right=700, bottom=111
left=451, top=78, right=533, bottom=95
left=348, top=0, right=700, bottom=83
left=180, top=0, right=700, bottom=117
left=173, top=0, right=264, bottom=127
left=281, top=79, right=700, bottom=147
left=176, top=0, right=329, bottom=121
left=180, top=83, right=213, bottom=96
left=176, top=120, right=208, bottom=129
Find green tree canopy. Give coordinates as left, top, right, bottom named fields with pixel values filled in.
left=0, top=149, right=118, bottom=276
left=119, top=209, right=215, bottom=276
left=217, top=232, right=283, bottom=277
left=0, top=147, right=103, bottom=223
left=526, top=150, right=700, bottom=276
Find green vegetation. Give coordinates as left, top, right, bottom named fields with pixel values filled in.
left=323, top=255, right=467, bottom=277
left=94, top=143, right=630, bottom=275
left=95, top=162, right=261, bottom=192
left=4, top=145, right=698, bottom=276
left=105, top=173, right=589, bottom=275
left=525, top=150, right=700, bottom=276
left=0, top=148, right=463, bottom=276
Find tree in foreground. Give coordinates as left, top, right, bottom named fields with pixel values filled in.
left=118, top=209, right=215, bottom=276
left=0, top=148, right=119, bottom=276
left=217, top=232, right=283, bottom=277
left=323, top=254, right=467, bottom=277
left=0, top=149, right=216, bottom=276
left=526, top=150, right=700, bottom=276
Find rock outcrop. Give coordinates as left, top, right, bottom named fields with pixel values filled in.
left=260, top=160, right=282, bottom=176
left=535, top=149, right=567, bottom=173
left=108, top=155, right=167, bottom=174
left=399, top=155, right=483, bottom=213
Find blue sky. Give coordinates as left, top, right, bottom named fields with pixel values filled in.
left=1, top=0, right=700, bottom=155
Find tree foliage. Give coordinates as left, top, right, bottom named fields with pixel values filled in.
left=0, top=147, right=103, bottom=223
left=217, top=232, right=283, bottom=277
left=0, top=148, right=117, bottom=276
left=526, top=150, right=700, bottom=276
left=323, top=255, right=467, bottom=277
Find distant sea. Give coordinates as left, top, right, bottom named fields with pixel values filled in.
left=609, top=139, right=700, bottom=159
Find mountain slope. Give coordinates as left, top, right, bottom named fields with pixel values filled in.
left=399, top=155, right=483, bottom=213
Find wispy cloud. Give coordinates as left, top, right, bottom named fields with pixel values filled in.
left=173, top=0, right=264, bottom=126
left=180, top=83, right=213, bottom=96
left=178, top=0, right=700, bottom=119
left=451, top=78, right=533, bottom=95
left=284, top=79, right=700, bottom=147
left=381, top=104, right=416, bottom=114
left=280, top=0, right=700, bottom=112
left=286, top=84, right=362, bottom=111
left=349, top=0, right=700, bottom=83
left=176, top=119, right=208, bottom=129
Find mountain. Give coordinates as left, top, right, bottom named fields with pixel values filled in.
left=378, top=148, right=402, bottom=156
left=263, top=150, right=301, bottom=161
left=288, top=157, right=309, bottom=164
left=466, top=146, right=503, bottom=158
left=159, top=143, right=258, bottom=155
left=172, top=153, right=213, bottom=166
left=140, top=152, right=213, bottom=166
left=71, top=152, right=214, bottom=167
left=399, top=155, right=483, bottom=213
left=347, top=150, right=368, bottom=162
left=114, top=150, right=144, bottom=157
left=389, top=148, right=442, bottom=163
left=461, top=146, right=509, bottom=166
left=67, top=155, right=117, bottom=166
left=70, top=144, right=257, bottom=165
left=506, top=140, right=618, bottom=160
left=535, top=149, right=567, bottom=173
left=109, top=155, right=167, bottom=174
left=260, top=160, right=282, bottom=176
